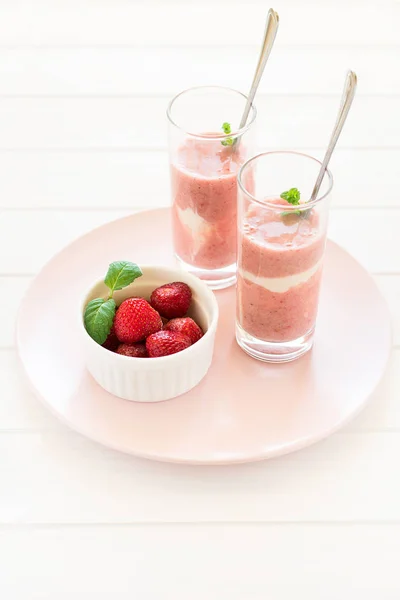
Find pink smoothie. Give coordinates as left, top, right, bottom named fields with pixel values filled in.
left=171, top=137, right=245, bottom=270
left=237, top=200, right=326, bottom=342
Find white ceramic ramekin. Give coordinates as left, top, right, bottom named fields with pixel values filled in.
left=81, top=265, right=219, bottom=403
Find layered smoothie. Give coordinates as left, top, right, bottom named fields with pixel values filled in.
left=237, top=200, right=326, bottom=342
left=171, top=137, right=245, bottom=270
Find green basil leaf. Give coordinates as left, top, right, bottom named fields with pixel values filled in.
left=84, top=298, right=116, bottom=345
left=104, top=261, right=142, bottom=294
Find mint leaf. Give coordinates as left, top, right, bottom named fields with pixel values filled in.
left=280, top=188, right=301, bottom=206
left=104, top=261, right=142, bottom=295
left=281, top=206, right=312, bottom=220
left=281, top=210, right=301, bottom=217
left=221, top=121, right=235, bottom=146
left=84, top=298, right=116, bottom=345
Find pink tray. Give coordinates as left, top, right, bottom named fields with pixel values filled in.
left=16, top=208, right=391, bottom=464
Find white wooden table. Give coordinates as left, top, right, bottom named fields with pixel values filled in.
left=1, top=0, right=399, bottom=597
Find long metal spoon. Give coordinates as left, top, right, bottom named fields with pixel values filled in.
left=310, top=70, right=358, bottom=201
left=238, top=8, right=279, bottom=130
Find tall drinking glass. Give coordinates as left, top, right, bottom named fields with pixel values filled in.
left=236, top=151, right=333, bottom=362
left=167, top=86, right=257, bottom=290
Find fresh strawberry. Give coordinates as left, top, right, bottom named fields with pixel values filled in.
left=146, top=330, right=191, bottom=358
left=117, top=342, right=148, bottom=358
left=150, top=282, right=192, bottom=319
left=102, top=324, right=119, bottom=352
left=164, top=317, right=203, bottom=344
left=114, top=297, right=162, bottom=344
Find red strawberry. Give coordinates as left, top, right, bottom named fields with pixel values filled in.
left=117, top=342, right=148, bottom=358
left=114, top=297, right=162, bottom=344
left=146, top=330, right=191, bottom=358
left=102, top=324, right=119, bottom=352
left=164, top=317, right=203, bottom=345
left=150, top=282, right=192, bottom=319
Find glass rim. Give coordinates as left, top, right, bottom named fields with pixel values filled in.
left=238, top=150, right=334, bottom=210
left=166, top=85, right=257, bottom=140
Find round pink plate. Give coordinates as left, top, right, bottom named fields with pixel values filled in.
left=17, top=208, right=391, bottom=464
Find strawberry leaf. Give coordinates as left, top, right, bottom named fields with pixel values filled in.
left=84, top=298, right=116, bottom=345
left=104, top=261, right=142, bottom=295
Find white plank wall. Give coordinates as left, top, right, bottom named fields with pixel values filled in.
left=0, top=0, right=399, bottom=597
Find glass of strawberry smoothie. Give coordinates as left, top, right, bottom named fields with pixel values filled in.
left=236, top=151, right=333, bottom=362
left=167, top=86, right=257, bottom=289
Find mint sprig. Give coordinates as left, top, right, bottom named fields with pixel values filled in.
left=280, top=188, right=301, bottom=205
left=281, top=187, right=302, bottom=217
left=84, top=261, right=142, bottom=345
left=221, top=121, right=234, bottom=146
left=104, top=261, right=143, bottom=298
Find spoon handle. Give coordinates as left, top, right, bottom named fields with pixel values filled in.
left=310, top=70, right=358, bottom=202
left=239, top=8, right=279, bottom=130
